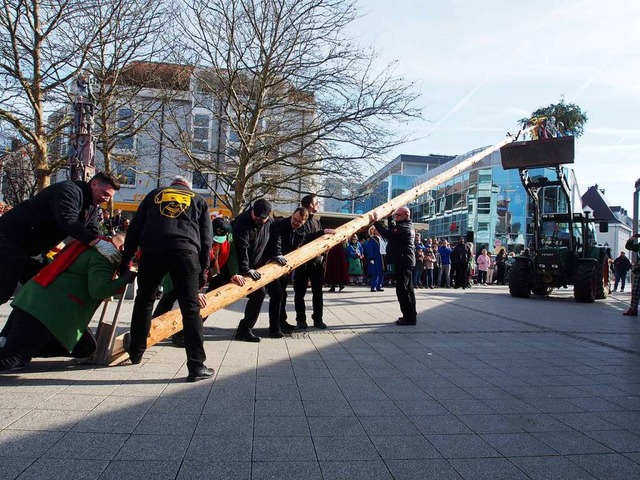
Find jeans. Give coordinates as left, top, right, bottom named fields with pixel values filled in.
left=266, top=276, right=289, bottom=332
left=130, top=250, right=205, bottom=371
left=425, top=269, right=434, bottom=287
left=614, top=270, right=628, bottom=291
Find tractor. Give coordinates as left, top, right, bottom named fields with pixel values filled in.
left=500, top=136, right=610, bottom=302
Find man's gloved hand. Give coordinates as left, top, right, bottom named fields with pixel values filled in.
left=199, top=270, right=209, bottom=289
left=94, top=239, right=121, bottom=264
left=272, top=255, right=287, bottom=265
left=116, top=259, right=130, bottom=277
left=247, top=269, right=262, bottom=280
left=121, top=270, right=137, bottom=284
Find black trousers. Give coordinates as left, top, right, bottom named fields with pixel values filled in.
left=130, top=250, right=205, bottom=371
left=0, top=238, right=45, bottom=309
left=294, top=263, right=324, bottom=324
left=238, top=287, right=266, bottom=331
left=266, top=276, right=288, bottom=332
left=395, top=266, right=417, bottom=322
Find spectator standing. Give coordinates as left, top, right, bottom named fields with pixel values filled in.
left=476, top=248, right=490, bottom=285
left=118, top=176, right=214, bottom=382
left=374, top=206, right=417, bottom=325
left=438, top=240, right=452, bottom=287
left=346, top=234, right=364, bottom=285
left=495, top=247, right=507, bottom=285
left=613, top=251, right=632, bottom=293
left=0, top=172, right=121, bottom=309
left=623, top=234, right=640, bottom=316
left=363, top=226, right=385, bottom=292
left=424, top=246, right=436, bottom=289
left=325, top=241, right=349, bottom=292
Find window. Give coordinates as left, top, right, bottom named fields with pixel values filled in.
left=115, top=108, right=134, bottom=151
left=226, top=126, right=240, bottom=157
left=114, top=163, right=136, bottom=186
left=193, top=170, right=208, bottom=190
left=477, top=196, right=491, bottom=214
left=193, top=114, right=211, bottom=153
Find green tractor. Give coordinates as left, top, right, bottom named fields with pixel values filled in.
left=500, top=136, right=610, bottom=302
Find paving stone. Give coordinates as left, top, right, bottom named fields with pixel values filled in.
left=409, top=415, right=474, bottom=435
left=133, top=413, right=199, bottom=436
left=5, top=409, right=87, bottom=431
left=584, top=430, right=640, bottom=453
left=252, top=435, right=316, bottom=462
left=302, top=400, right=354, bottom=417
left=254, top=399, right=305, bottom=417
left=425, top=434, right=500, bottom=459
left=194, top=414, right=254, bottom=436
left=313, top=436, right=380, bottom=461
left=509, top=456, right=597, bottom=480
left=568, top=453, right=640, bottom=480
left=43, top=432, right=128, bottom=460
left=15, top=457, right=108, bottom=480
left=369, top=435, right=441, bottom=460
left=185, top=435, right=252, bottom=462
left=552, top=412, right=620, bottom=431
left=176, top=461, right=250, bottom=480
left=457, top=414, right=524, bottom=434
left=115, top=434, right=191, bottom=461
left=385, top=459, right=463, bottom=479
left=251, top=461, right=322, bottom=480
left=448, top=458, right=529, bottom=480
left=319, top=460, right=392, bottom=480
left=532, top=431, right=613, bottom=455
left=504, top=413, right=574, bottom=432
left=254, top=415, right=310, bottom=436
left=359, top=416, right=420, bottom=436
left=0, top=456, right=36, bottom=479
left=307, top=416, right=365, bottom=436
left=0, top=430, right=64, bottom=457
left=481, top=432, right=559, bottom=456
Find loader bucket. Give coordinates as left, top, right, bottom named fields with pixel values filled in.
left=500, top=136, right=575, bottom=170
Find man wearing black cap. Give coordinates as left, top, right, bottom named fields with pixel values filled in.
left=118, top=176, right=214, bottom=382
left=231, top=198, right=287, bottom=342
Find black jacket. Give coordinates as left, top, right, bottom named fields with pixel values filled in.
left=231, top=208, right=273, bottom=273
left=613, top=255, right=632, bottom=273
left=269, top=216, right=306, bottom=257
left=122, top=183, right=213, bottom=270
left=298, top=214, right=325, bottom=268
left=375, top=218, right=416, bottom=268
left=0, top=180, right=99, bottom=255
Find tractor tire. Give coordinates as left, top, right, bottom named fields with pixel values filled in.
left=595, top=257, right=609, bottom=300
left=508, top=261, right=531, bottom=298
left=532, top=285, right=553, bottom=296
left=574, top=261, right=596, bottom=303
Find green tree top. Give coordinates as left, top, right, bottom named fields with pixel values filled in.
left=520, top=97, right=588, bottom=138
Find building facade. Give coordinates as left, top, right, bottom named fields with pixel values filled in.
left=410, top=147, right=584, bottom=254
left=581, top=185, right=633, bottom=256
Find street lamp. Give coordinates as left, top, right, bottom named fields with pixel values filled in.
left=503, top=187, right=516, bottom=253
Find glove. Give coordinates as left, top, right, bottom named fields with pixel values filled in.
left=120, top=270, right=137, bottom=284
left=94, top=239, right=121, bottom=264
left=272, top=255, right=287, bottom=266
left=199, top=270, right=208, bottom=289
left=247, top=269, right=262, bottom=280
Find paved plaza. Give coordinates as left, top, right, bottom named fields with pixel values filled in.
left=1, top=284, right=639, bottom=479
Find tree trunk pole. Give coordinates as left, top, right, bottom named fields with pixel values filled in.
left=109, top=129, right=530, bottom=364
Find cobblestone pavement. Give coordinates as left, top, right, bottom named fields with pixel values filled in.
left=1, top=285, right=639, bottom=479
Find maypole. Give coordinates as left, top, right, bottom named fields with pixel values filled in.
left=108, top=128, right=531, bottom=365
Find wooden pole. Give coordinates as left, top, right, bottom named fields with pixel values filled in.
left=109, top=129, right=530, bottom=364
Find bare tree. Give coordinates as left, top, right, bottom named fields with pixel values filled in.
left=0, top=140, right=37, bottom=205
left=170, top=0, right=421, bottom=215
left=0, top=0, right=113, bottom=191
left=84, top=0, right=174, bottom=189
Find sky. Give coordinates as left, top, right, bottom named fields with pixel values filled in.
left=350, top=0, right=640, bottom=211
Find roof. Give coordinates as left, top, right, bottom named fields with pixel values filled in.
left=581, top=185, right=621, bottom=224
left=119, top=62, right=194, bottom=90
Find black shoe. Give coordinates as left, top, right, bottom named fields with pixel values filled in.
left=297, top=321, right=308, bottom=329
left=339, top=285, right=345, bottom=292
left=170, top=332, right=185, bottom=348
left=280, top=322, right=296, bottom=332
left=396, top=318, right=417, bottom=325
left=269, top=330, right=284, bottom=339
left=235, top=329, right=261, bottom=342
left=123, top=333, right=142, bottom=364
left=371, top=288, right=376, bottom=292
left=313, top=321, right=327, bottom=329
left=328, top=287, right=336, bottom=292
left=376, top=288, right=384, bottom=292
left=187, top=366, right=215, bottom=382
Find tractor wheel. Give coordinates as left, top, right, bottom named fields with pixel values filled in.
left=574, top=261, right=596, bottom=303
left=508, top=261, right=531, bottom=298
left=532, top=285, right=553, bottom=296
left=595, top=257, right=609, bottom=300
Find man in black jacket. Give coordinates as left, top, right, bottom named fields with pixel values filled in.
left=613, top=251, right=632, bottom=292
left=118, top=176, right=213, bottom=382
left=0, top=172, right=121, bottom=308
left=374, top=206, right=417, bottom=325
left=266, top=207, right=308, bottom=338
left=231, top=199, right=287, bottom=342
left=294, top=194, right=335, bottom=329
